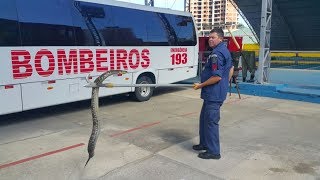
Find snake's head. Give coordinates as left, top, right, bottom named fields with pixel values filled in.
left=84, top=70, right=128, bottom=87
left=109, top=70, right=128, bottom=76
left=120, top=70, right=128, bottom=74
left=117, top=70, right=128, bottom=76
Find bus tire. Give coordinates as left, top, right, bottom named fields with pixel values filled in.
left=134, top=76, right=154, bottom=102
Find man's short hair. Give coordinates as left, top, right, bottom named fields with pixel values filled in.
left=210, top=28, right=224, bottom=38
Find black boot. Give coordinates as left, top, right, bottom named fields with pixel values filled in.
left=250, top=74, right=255, bottom=80
left=192, top=144, right=207, bottom=151
left=242, top=77, right=246, bottom=82
left=247, top=75, right=255, bottom=83
left=198, top=152, right=221, bottom=159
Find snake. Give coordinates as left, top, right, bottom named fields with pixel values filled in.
left=84, top=70, right=127, bottom=167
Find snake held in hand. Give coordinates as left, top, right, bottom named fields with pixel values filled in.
left=84, top=70, right=127, bottom=166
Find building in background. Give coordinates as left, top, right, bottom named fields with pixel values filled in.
left=187, top=0, right=239, bottom=36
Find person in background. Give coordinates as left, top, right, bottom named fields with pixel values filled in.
left=193, top=28, right=233, bottom=159
left=241, top=51, right=256, bottom=82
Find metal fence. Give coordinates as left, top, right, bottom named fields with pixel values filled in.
left=197, top=51, right=320, bottom=87
left=198, top=51, right=320, bottom=71
left=270, top=51, right=320, bottom=70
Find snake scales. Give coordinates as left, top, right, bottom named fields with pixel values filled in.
left=85, top=70, right=126, bottom=166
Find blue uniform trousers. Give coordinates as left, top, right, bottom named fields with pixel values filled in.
left=199, top=100, right=222, bottom=155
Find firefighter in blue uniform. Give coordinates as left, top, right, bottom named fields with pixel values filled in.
left=193, top=28, right=233, bottom=159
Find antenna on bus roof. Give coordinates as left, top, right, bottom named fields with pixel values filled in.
left=145, top=0, right=154, bottom=6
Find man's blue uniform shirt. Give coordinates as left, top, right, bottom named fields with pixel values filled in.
left=200, top=42, right=233, bottom=102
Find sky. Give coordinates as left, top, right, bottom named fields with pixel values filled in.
left=115, top=0, right=185, bottom=11
left=115, top=0, right=247, bottom=25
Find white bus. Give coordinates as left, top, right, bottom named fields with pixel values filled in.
left=0, top=0, right=198, bottom=115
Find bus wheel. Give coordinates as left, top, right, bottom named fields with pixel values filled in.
left=134, top=76, right=154, bottom=102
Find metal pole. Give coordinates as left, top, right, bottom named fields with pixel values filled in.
left=145, top=0, right=148, bottom=5
left=257, top=0, right=273, bottom=84
left=84, top=83, right=195, bottom=88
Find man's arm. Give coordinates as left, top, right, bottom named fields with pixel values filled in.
left=194, top=65, right=233, bottom=90
left=193, top=76, right=221, bottom=90
left=229, top=66, right=234, bottom=82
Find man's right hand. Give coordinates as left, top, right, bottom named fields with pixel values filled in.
left=193, top=83, right=202, bottom=90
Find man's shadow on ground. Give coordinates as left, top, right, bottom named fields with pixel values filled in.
left=156, top=129, right=197, bottom=153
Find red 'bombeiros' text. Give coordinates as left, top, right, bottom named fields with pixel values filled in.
left=11, top=48, right=150, bottom=79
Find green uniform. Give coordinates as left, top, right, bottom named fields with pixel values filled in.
left=241, top=51, right=256, bottom=82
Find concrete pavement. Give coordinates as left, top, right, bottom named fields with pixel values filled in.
left=0, top=87, right=320, bottom=180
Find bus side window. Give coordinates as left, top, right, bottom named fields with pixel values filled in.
left=0, top=0, right=21, bottom=46
left=108, top=6, right=147, bottom=46
left=164, top=14, right=196, bottom=46
left=145, top=12, right=168, bottom=46
left=71, top=2, right=109, bottom=46
left=71, top=2, right=149, bottom=46
left=16, top=0, right=76, bottom=46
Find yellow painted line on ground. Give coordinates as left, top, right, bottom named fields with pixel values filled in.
left=271, top=60, right=320, bottom=65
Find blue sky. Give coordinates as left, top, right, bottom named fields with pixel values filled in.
left=115, top=0, right=246, bottom=25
